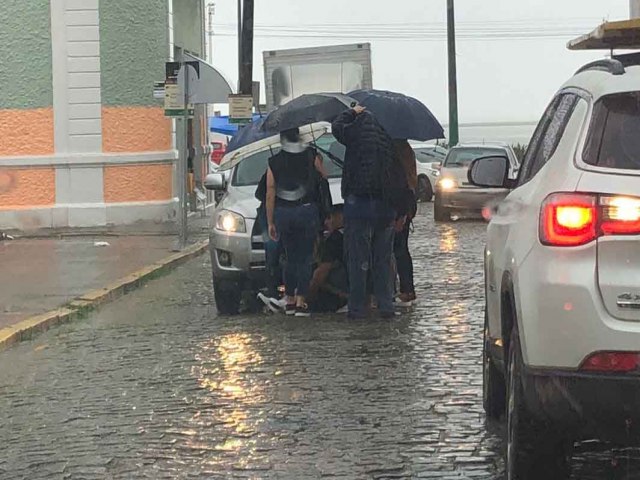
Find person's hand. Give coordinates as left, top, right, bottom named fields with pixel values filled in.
left=394, top=216, right=407, bottom=232
left=353, top=105, right=366, bottom=115
left=268, top=223, right=278, bottom=241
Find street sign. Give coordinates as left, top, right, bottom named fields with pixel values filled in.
left=228, top=94, right=253, bottom=124
left=164, top=62, right=194, bottom=117
left=153, top=81, right=165, bottom=99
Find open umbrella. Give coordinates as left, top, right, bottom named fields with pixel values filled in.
left=262, top=93, right=357, bottom=132
left=218, top=122, right=332, bottom=171
left=225, top=118, right=273, bottom=155
left=348, top=89, right=444, bottom=141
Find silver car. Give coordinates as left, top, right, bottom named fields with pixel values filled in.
left=413, top=144, right=448, bottom=202
left=434, top=143, right=519, bottom=221
left=205, top=134, right=344, bottom=314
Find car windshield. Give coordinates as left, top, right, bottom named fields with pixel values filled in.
left=232, top=133, right=344, bottom=186
left=583, top=91, right=640, bottom=170
left=415, top=147, right=446, bottom=163
left=444, top=148, right=505, bottom=168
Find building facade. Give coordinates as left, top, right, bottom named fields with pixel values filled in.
left=0, top=0, right=205, bottom=230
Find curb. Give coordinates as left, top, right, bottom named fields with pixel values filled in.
left=0, top=239, right=209, bottom=351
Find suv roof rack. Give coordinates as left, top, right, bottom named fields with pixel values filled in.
left=575, top=59, right=625, bottom=76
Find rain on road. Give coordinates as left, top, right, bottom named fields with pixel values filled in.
left=1, top=204, right=638, bottom=479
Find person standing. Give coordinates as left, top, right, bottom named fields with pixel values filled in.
left=393, top=140, right=418, bottom=306
left=266, top=128, right=324, bottom=317
left=332, top=106, right=400, bottom=319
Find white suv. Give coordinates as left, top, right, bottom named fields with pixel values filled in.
left=469, top=54, right=640, bottom=479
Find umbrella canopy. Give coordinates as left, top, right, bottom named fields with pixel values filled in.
left=218, top=122, right=331, bottom=172
left=348, top=89, right=444, bottom=141
left=226, top=118, right=274, bottom=155
left=262, top=93, right=357, bottom=132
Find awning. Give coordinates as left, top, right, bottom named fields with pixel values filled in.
left=568, top=19, right=640, bottom=50
left=181, top=53, right=234, bottom=104
left=209, top=114, right=264, bottom=136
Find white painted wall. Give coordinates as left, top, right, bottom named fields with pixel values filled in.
left=632, top=0, right=640, bottom=18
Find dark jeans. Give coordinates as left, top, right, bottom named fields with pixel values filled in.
left=344, top=196, right=395, bottom=317
left=393, top=219, right=414, bottom=295
left=257, top=205, right=282, bottom=297
left=275, top=203, right=319, bottom=297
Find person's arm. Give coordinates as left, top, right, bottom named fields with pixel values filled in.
left=331, top=106, right=365, bottom=145
left=266, top=167, right=278, bottom=241
left=307, top=262, right=332, bottom=300
left=314, top=153, right=327, bottom=178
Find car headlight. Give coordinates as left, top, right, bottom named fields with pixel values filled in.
left=438, top=178, right=457, bottom=191
left=216, top=210, right=246, bottom=233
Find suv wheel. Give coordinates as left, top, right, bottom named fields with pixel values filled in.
left=213, top=278, right=241, bottom=315
left=416, top=176, right=433, bottom=202
left=434, top=194, right=452, bottom=222
left=506, top=328, right=571, bottom=480
left=483, top=310, right=505, bottom=419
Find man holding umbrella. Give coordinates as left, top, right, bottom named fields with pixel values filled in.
left=331, top=105, right=401, bottom=319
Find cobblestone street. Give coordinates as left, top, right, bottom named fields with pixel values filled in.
left=1, top=204, right=639, bottom=479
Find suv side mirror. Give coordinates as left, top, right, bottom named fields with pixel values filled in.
left=468, top=155, right=511, bottom=188
left=204, top=173, right=226, bottom=191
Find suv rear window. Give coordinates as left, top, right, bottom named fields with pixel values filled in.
left=444, top=148, right=504, bottom=168
left=583, top=91, right=640, bottom=170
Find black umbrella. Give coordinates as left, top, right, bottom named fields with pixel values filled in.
left=262, top=93, right=357, bottom=132
left=348, top=89, right=444, bottom=141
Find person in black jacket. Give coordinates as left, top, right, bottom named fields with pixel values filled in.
left=331, top=106, right=399, bottom=319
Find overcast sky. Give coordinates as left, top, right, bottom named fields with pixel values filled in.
left=209, top=0, right=629, bottom=123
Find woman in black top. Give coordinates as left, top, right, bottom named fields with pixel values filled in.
left=266, top=128, right=325, bottom=317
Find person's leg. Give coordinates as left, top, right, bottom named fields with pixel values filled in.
left=345, top=217, right=373, bottom=318
left=373, top=220, right=396, bottom=315
left=292, top=204, right=320, bottom=309
left=275, top=207, right=297, bottom=307
left=394, top=220, right=415, bottom=296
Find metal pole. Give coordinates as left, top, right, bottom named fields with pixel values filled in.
left=177, top=62, right=190, bottom=250
left=446, top=0, right=459, bottom=147
left=239, top=0, right=254, bottom=95
left=208, top=3, right=215, bottom=63
left=237, top=0, right=242, bottom=89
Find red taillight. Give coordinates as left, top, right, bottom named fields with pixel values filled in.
left=600, top=196, right=640, bottom=235
left=580, top=352, right=640, bottom=373
left=540, top=193, right=597, bottom=246
left=211, top=142, right=225, bottom=165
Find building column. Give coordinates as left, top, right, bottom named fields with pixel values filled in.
left=51, top=0, right=106, bottom=227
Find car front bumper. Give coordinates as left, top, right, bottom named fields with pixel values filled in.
left=524, top=368, right=640, bottom=441
left=438, top=187, right=509, bottom=211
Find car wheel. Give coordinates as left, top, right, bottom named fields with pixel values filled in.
left=434, top=194, right=452, bottom=222
left=213, top=278, right=241, bottom=315
left=417, top=176, right=433, bottom=202
left=483, top=309, right=505, bottom=420
left=506, top=328, right=571, bottom=480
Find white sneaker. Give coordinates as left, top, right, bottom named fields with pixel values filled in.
left=335, top=305, right=349, bottom=314
left=257, top=293, right=283, bottom=313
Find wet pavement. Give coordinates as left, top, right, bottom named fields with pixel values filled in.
left=0, top=203, right=639, bottom=479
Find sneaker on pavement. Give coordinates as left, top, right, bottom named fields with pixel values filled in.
left=285, top=304, right=297, bottom=316
left=294, top=304, right=311, bottom=317
left=257, top=293, right=280, bottom=313
left=335, top=305, right=349, bottom=314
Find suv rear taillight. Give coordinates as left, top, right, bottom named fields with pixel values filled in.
left=580, top=352, right=640, bottom=373
left=540, top=193, right=597, bottom=246
left=211, top=142, right=225, bottom=165
left=540, top=193, right=640, bottom=247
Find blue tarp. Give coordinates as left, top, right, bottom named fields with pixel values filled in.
left=209, top=114, right=264, bottom=136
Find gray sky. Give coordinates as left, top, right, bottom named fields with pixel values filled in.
left=209, top=0, right=629, bottom=123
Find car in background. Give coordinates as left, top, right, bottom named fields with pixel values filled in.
left=434, top=143, right=519, bottom=221
left=204, top=133, right=344, bottom=315
left=413, top=144, right=447, bottom=202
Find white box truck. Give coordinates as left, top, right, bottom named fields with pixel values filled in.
left=263, top=43, right=373, bottom=111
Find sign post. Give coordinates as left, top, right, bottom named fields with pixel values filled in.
left=228, top=94, right=253, bottom=124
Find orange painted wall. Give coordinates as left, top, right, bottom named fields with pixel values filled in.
left=103, top=164, right=173, bottom=203
left=0, top=168, right=55, bottom=209
left=102, top=106, right=171, bottom=153
left=0, top=109, right=54, bottom=156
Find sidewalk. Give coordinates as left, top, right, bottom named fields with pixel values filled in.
left=0, top=216, right=211, bottom=341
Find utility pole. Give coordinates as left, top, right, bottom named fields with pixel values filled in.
left=446, top=0, right=459, bottom=147
left=207, top=3, right=215, bottom=63
left=237, top=0, right=242, bottom=88
left=239, top=0, right=254, bottom=95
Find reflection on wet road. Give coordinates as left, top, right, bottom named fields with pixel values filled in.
left=0, top=204, right=638, bottom=479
